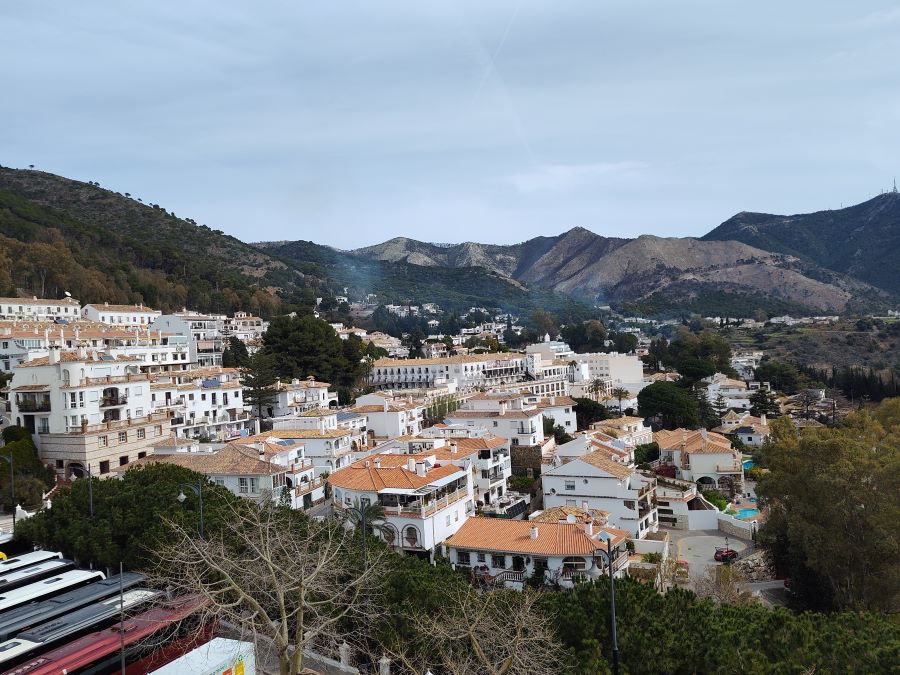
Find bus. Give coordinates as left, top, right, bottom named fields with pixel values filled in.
left=0, top=560, right=74, bottom=593
left=0, top=573, right=145, bottom=641
left=0, top=570, right=105, bottom=614
left=0, top=589, right=159, bottom=668
left=0, top=552, right=62, bottom=576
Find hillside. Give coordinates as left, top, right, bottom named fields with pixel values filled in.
left=0, top=167, right=590, bottom=319
left=702, top=192, right=900, bottom=294
left=0, top=167, right=301, bottom=315
left=351, top=225, right=891, bottom=316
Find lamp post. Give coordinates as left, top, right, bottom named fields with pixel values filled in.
left=86, top=463, right=93, bottom=518
left=177, top=482, right=204, bottom=538
left=342, top=504, right=368, bottom=571
left=597, top=532, right=620, bottom=675
left=0, top=454, right=14, bottom=532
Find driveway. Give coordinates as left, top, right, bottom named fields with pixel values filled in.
left=666, top=529, right=751, bottom=582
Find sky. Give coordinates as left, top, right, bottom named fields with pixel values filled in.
left=2, top=1, right=900, bottom=249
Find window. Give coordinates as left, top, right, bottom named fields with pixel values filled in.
left=239, top=477, right=249, bottom=494
left=137, top=428, right=145, bottom=440
left=99, top=461, right=110, bottom=475
left=446, top=514, right=451, bottom=526
left=564, top=479, right=576, bottom=491
left=99, top=436, right=108, bottom=447
left=118, top=431, right=127, bottom=443
left=214, top=477, right=225, bottom=486
left=138, top=451, right=147, bottom=459
left=457, top=551, right=471, bottom=566
left=249, top=477, right=259, bottom=493
left=55, top=460, right=63, bottom=469
left=491, top=554, right=506, bottom=569
left=476, top=552, right=486, bottom=563
left=566, top=499, right=577, bottom=507
left=155, top=425, right=163, bottom=436
left=119, top=456, right=129, bottom=466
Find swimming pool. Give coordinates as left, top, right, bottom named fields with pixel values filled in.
left=737, top=508, right=759, bottom=519
left=742, top=459, right=755, bottom=470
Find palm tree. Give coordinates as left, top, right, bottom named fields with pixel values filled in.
left=611, top=387, right=631, bottom=416
left=342, top=500, right=392, bottom=541
left=588, top=378, right=605, bottom=401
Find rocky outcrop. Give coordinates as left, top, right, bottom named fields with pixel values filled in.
left=734, top=550, right=776, bottom=582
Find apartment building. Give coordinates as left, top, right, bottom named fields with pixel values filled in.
left=248, top=420, right=354, bottom=474
left=371, top=352, right=539, bottom=392
left=0, top=296, right=82, bottom=321
left=269, top=377, right=338, bottom=417
left=542, top=451, right=658, bottom=539
left=712, top=410, right=771, bottom=447
left=445, top=393, right=544, bottom=448
left=590, top=416, right=653, bottom=446
left=8, top=345, right=165, bottom=476
left=329, top=452, right=475, bottom=556
left=352, top=392, right=424, bottom=439
left=82, top=302, right=161, bottom=327
left=149, top=367, right=255, bottom=441
left=151, top=311, right=226, bottom=367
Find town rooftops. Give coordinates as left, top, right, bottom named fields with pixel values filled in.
left=536, top=396, right=578, bottom=407
left=654, top=428, right=733, bottom=454
left=0, top=296, right=80, bottom=306
left=294, top=407, right=336, bottom=417
left=445, top=517, right=628, bottom=556
left=278, top=378, right=332, bottom=390
left=579, top=451, right=635, bottom=479
left=594, top=415, right=645, bottom=428
left=84, top=303, right=159, bottom=313
left=446, top=409, right=540, bottom=420
left=327, top=453, right=464, bottom=492
left=530, top=506, right=609, bottom=527
left=17, top=351, right=145, bottom=367
left=353, top=401, right=422, bottom=414
left=118, top=443, right=285, bottom=476
left=244, top=428, right=351, bottom=440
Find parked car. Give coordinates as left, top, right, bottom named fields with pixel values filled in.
left=714, top=548, right=738, bottom=563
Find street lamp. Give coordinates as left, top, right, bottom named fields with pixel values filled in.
left=176, top=482, right=204, bottom=538
left=0, top=454, right=15, bottom=532
left=596, top=531, right=620, bottom=675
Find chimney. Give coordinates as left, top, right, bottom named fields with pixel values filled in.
left=450, top=441, right=457, bottom=454
left=760, top=414, right=767, bottom=426
left=530, top=525, right=539, bottom=540
left=364, top=460, right=370, bottom=468
left=585, top=522, right=593, bottom=536
left=48, top=345, right=59, bottom=364
left=415, top=461, right=426, bottom=477
left=374, top=458, right=381, bottom=469
left=407, top=458, right=416, bottom=473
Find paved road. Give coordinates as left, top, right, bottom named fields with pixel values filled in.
left=663, top=528, right=754, bottom=587
left=741, top=580, right=790, bottom=607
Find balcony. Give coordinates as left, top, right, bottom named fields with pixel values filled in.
left=295, top=477, right=325, bottom=497
left=716, top=464, right=743, bottom=473
left=382, top=486, right=469, bottom=519
left=100, top=395, right=128, bottom=408
left=17, top=399, right=51, bottom=413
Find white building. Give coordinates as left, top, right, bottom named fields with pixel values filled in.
left=655, top=428, right=745, bottom=496
left=82, top=303, right=161, bottom=327
left=703, top=373, right=752, bottom=411
left=353, top=392, right=424, bottom=440
left=371, top=352, right=539, bottom=392
left=444, top=513, right=630, bottom=589
left=0, top=296, right=81, bottom=321
left=269, top=377, right=338, bottom=417
left=589, top=416, right=653, bottom=447
left=712, top=410, right=772, bottom=447
left=445, top=393, right=544, bottom=448
left=542, top=451, right=658, bottom=539
left=251, top=421, right=354, bottom=474
left=151, top=311, right=226, bottom=367
left=8, top=345, right=164, bottom=476
left=329, top=452, right=475, bottom=555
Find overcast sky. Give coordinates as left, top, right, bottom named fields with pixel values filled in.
left=3, top=2, right=899, bottom=249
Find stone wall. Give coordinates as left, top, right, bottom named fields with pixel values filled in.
left=734, top=549, right=775, bottom=582
left=511, top=445, right=543, bottom=475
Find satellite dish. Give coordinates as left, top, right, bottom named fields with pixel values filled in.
left=64, top=291, right=72, bottom=297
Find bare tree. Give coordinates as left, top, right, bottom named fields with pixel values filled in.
left=381, top=586, right=564, bottom=675
left=153, top=501, right=384, bottom=675
left=694, top=564, right=756, bottom=605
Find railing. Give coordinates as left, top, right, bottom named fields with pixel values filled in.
left=100, top=396, right=128, bottom=407
left=77, top=411, right=170, bottom=434
left=17, top=400, right=51, bottom=412
left=638, top=481, right=656, bottom=497
left=78, top=373, right=149, bottom=387
left=494, top=570, right=525, bottom=584
left=716, top=464, right=743, bottom=473
left=383, top=487, right=469, bottom=518
left=295, top=477, right=325, bottom=496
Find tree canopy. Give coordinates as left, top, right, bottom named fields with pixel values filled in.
left=637, top=381, right=700, bottom=429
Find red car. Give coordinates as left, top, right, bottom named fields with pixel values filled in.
left=714, top=548, right=738, bottom=563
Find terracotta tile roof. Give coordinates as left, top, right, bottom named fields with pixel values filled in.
left=374, top=352, right=526, bottom=367
left=537, top=396, right=578, bottom=407
left=280, top=379, right=331, bottom=389
left=119, top=443, right=284, bottom=476
left=654, top=429, right=733, bottom=454
left=327, top=454, right=464, bottom=491
left=445, top=517, right=625, bottom=556
left=594, top=415, right=645, bottom=427
left=10, top=384, right=50, bottom=391
left=295, top=407, right=335, bottom=417
left=84, top=303, right=159, bottom=313
left=446, top=409, right=540, bottom=420
left=531, top=506, right=609, bottom=526
left=579, top=451, right=635, bottom=479
left=353, top=402, right=422, bottom=414
left=245, top=428, right=350, bottom=440
left=0, top=296, right=80, bottom=306
left=151, top=436, right=195, bottom=448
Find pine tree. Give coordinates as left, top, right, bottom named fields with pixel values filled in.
left=241, top=350, right=278, bottom=419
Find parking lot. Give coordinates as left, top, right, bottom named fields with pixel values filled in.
left=665, top=529, right=752, bottom=583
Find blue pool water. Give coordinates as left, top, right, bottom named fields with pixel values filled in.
left=737, top=508, right=759, bottom=519
left=742, top=459, right=755, bottom=470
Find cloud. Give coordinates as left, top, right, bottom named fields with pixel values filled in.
left=856, top=6, right=900, bottom=27
left=505, top=161, right=647, bottom=193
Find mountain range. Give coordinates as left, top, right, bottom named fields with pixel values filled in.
left=0, top=166, right=897, bottom=318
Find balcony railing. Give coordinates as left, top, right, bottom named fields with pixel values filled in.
left=716, top=464, right=743, bottom=473
left=295, top=477, right=325, bottom=497
left=382, top=486, right=469, bottom=518
left=100, top=396, right=128, bottom=408
left=17, top=400, right=51, bottom=413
